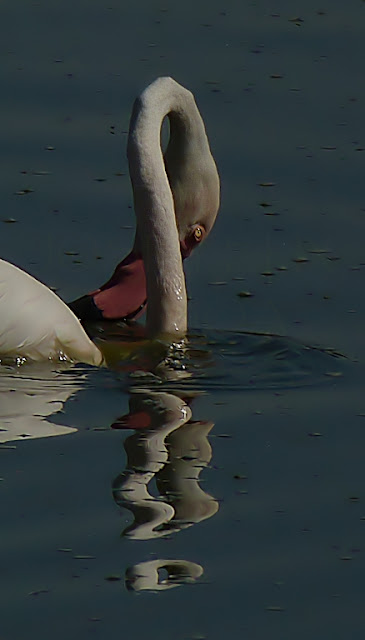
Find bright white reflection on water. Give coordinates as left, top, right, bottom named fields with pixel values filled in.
left=0, top=365, right=80, bottom=442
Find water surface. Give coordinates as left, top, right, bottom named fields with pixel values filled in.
left=1, top=1, right=365, bottom=638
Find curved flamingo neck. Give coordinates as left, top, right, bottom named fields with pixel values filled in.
left=127, top=77, right=197, bottom=337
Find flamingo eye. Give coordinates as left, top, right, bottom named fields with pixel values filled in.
left=193, top=226, right=203, bottom=241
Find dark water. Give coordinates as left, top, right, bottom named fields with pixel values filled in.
left=2, top=1, right=365, bottom=638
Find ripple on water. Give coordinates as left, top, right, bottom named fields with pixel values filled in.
left=0, top=329, right=352, bottom=443
left=103, top=328, right=350, bottom=392
left=183, top=330, right=349, bottom=391
left=0, top=328, right=351, bottom=396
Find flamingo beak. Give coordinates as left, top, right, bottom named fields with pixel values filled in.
left=69, top=239, right=196, bottom=323
left=91, top=251, right=147, bottom=321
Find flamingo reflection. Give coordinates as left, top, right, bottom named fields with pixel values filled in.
left=125, top=558, right=203, bottom=592
left=0, top=365, right=81, bottom=442
left=111, top=388, right=218, bottom=540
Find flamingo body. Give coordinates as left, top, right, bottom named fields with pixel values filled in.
left=0, top=259, right=102, bottom=365
left=0, top=77, right=219, bottom=364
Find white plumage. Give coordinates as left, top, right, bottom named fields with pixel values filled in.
left=0, top=259, right=102, bottom=365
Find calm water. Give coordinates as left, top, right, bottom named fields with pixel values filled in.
left=1, top=1, right=365, bottom=638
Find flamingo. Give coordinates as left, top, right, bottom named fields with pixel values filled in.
left=0, top=77, right=219, bottom=365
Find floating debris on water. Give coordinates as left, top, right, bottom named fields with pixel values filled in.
left=208, top=281, right=228, bottom=286
left=325, top=371, right=343, bottom=378
left=307, top=248, right=331, bottom=254
left=14, top=188, right=34, bottom=196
